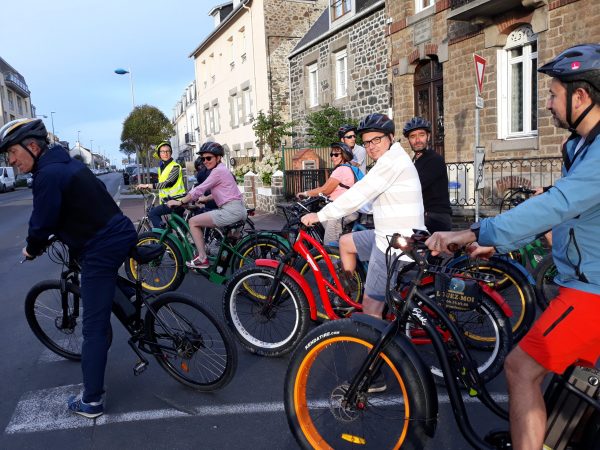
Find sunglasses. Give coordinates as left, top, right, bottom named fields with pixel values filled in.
left=200, top=156, right=215, bottom=162
left=343, top=134, right=356, bottom=139
left=330, top=152, right=342, bottom=157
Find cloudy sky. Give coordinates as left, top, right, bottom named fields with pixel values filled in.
left=3, top=0, right=214, bottom=167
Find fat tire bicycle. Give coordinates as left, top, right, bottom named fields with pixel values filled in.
left=283, top=233, right=600, bottom=449
left=25, top=239, right=237, bottom=391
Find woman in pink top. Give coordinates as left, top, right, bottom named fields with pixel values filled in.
left=167, top=142, right=246, bottom=269
left=297, top=142, right=361, bottom=244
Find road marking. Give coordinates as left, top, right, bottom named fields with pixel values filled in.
left=5, top=383, right=508, bottom=435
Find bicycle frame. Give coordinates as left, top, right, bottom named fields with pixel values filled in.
left=255, top=228, right=362, bottom=321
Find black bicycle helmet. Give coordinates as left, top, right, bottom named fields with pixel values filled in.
left=0, top=118, right=48, bottom=153
left=194, top=156, right=204, bottom=171
left=330, top=142, right=354, bottom=162
left=538, top=44, right=600, bottom=132
left=403, top=117, right=431, bottom=137
left=337, top=124, right=357, bottom=139
left=198, top=141, right=224, bottom=156
left=155, top=140, right=172, bottom=156
left=357, top=113, right=395, bottom=136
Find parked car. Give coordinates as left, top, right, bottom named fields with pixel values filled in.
left=131, top=167, right=159, bottom=185
left=0, top=166, right=16, bottom=192
left=15, top=172, right=33, bottom=188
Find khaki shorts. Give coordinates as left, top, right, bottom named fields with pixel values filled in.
left=209, top=200, right=247, bottom=227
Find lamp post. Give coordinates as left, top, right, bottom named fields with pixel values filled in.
left=50, top=112, right=56, bottom=142
left=90, top=139, right=95, bottom=170
left=114, top=68, right=135, bottom=109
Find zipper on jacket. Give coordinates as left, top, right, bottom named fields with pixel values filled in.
left=567, top=228, right=588, bottom=283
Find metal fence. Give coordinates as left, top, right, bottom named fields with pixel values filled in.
left=447, top=156, right=562, bottom=207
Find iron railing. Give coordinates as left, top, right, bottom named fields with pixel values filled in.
left=447, top=156, right=562, bottom=207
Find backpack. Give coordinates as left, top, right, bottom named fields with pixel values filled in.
left=338, top=163, right=365, bottom=190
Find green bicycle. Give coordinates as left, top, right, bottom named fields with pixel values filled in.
left=124, top=206, right=290, bottom=293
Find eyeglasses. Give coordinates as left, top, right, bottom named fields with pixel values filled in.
left=343, top=134, right=356, bottom=139
left=200, top=156, right=215, bottom=162
left=363, top=135, right=387, bottom=148
left=158, top=150, right=171, bottom=154
left=330, top=152, right=342, bottom=157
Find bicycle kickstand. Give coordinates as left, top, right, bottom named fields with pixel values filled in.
left=128, top=338, right=149, bottom=376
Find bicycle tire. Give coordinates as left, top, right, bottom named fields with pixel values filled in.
left=25, top=280, right=112, bottom=361
left=145, top=292, right=237, bottom=391
left=294, top=246, right=365, bottom=316
left=124, top=231, right=185, bottom=294
left=231, top=234, right=289, bottom=272
left=533, top=253, right=558, bottom=311
left=406, top=287, right=512, bottom=384
left=448, top=256, right=536, bottom=342
left=222, top=266, right=310, bottom=357
left=284, top=319, right=436, bottom=450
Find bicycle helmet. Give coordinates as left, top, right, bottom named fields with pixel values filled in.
left=330, top=142, right=353, bottom=162
left=538, top=44, right=600, bottom=131
left=403, top=117, right=431, bottom=137
left=194, top=156, right=204, bottom=171
left=198, top=141, right=224, bottom=156
left=154, top=140, right=172, bottom=156
left=0, top=118, right=48, bottom=153
left=337, top=124, right=357, bottom=139
left=357, top=113, right=395, bottom=136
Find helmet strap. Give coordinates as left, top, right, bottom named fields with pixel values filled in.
left=20, top=142, right=41, bottom=167
left=566, top=84, right=596, bottom=133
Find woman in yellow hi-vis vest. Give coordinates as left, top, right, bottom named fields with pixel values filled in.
left=137, top=141, right=185, bottom=227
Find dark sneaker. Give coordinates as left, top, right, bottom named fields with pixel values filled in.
left=186, top=257, right=209, bottom=269
left=68, top=395, right=104, bottom=418
left=368, top=373, right=387, bottom=393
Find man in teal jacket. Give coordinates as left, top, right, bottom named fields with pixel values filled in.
left=426, top=44, right=600, bottom=450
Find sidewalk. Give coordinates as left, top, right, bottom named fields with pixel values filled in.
left=118, top=194, right=287, bottom=230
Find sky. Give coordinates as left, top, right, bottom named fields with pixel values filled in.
left=2, top=0, right=215, bottom=167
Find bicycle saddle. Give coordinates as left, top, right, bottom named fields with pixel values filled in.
left=129, top=243, right=164, bottom=264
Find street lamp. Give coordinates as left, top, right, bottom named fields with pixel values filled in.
left=90, top=139, right=95, bottom=170
left=50, top=112, right=56, bottom=142
left=114, top=68, right=135, bottom=109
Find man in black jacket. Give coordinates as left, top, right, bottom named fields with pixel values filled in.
left=0, top=118, right=137, bottom=418
left=403, top=117, right=452, bottom=233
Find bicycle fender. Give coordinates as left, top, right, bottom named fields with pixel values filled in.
left=480, top=283, right=513, bottom=318
left=237, top=232, right=291, bottom=250
left=255, top=259, right=318, bottom=321
left=448, top=254, right=535, bottom=285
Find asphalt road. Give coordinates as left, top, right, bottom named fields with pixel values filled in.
left=0, top=173, right=509, bottom=449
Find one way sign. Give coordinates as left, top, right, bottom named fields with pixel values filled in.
left=474, top=54, right=487, bottom=95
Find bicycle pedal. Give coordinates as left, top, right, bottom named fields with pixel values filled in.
left=484, top=430, right=512, bottom=449
left=133, top=360, right=148, bottom=376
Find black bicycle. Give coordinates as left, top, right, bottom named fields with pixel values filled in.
left=283, top=232, right=600, bottom=449
left=24, top=238, right=237, bottom=391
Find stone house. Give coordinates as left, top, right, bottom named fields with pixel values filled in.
left=289, top=0, right=388, bottom=147
left=189, top=0, right=327, bottom=163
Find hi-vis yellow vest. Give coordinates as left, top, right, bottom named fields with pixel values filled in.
left=158, top=160, right=185, bottom=201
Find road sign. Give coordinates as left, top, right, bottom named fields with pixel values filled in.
left=475, top=96, right=484, bottom=109
left=474, top=54, right=487, bottom=95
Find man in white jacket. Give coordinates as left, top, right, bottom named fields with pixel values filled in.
left=302, top=113, right=425, bottom=318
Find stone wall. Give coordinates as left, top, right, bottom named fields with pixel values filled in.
left=388, top=0, right=600, bottom=163
left=243, top=170, right=285, bottom=213
left=263, top=0, right=328, bottom=125
left=289, top=6, right=388, bottom=146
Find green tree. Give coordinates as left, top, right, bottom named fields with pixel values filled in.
left=120, top=105, right=173, bottom=182
left=305, top=105, right=357, bottom=147
left=252, top=107, right=295, bottom=157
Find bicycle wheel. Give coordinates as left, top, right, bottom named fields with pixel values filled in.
left=222, top=266, right=310, bottom=356
left=24, top=280, right=112, bottom=361
left=406, top=287, right=512, bottom=384
left=533, top=254, right=558, bottom=311
left=449, top=256, right=536, bottom=342
left=145, top=292, right=237, bottom=391
left=295, top=246, right=366, bottom=313
left=124, top=232, right=185, bottom=294
left=284, top=319, right=436, bottom=450
left=231, top=234, right=289, bottom=271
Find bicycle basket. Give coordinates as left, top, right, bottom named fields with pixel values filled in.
left=432, top=266, right=494, bottom=311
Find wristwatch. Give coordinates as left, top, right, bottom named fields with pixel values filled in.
left=469, top=222, right=481, bottom=241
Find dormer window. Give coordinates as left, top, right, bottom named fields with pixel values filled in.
left=331, top=0, right=351, bottom=21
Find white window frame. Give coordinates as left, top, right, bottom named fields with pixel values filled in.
left=335, top=49, right=348, bottom=99
left=231, top=95, right=240, bottom=127
left=308, top=63, right=319, bottom=107
left=243, top=88, right=252, bottom=122
left=214, top=104, right=220, bottom=133
left=330, top=0, right=352, bottom=21
left=497, top=25, right=538, bottom=139
left=415, top=0, right=434, bottom=13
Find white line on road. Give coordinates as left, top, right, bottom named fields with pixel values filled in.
left=5, top=383, right=508, bottom=435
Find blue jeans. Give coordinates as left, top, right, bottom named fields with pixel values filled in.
left=79, top=215, right=137, bottom=403
left=148, top=203, right=173, bottom=228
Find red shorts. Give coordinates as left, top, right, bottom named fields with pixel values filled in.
left=519, top=286, right=600, bottom=374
